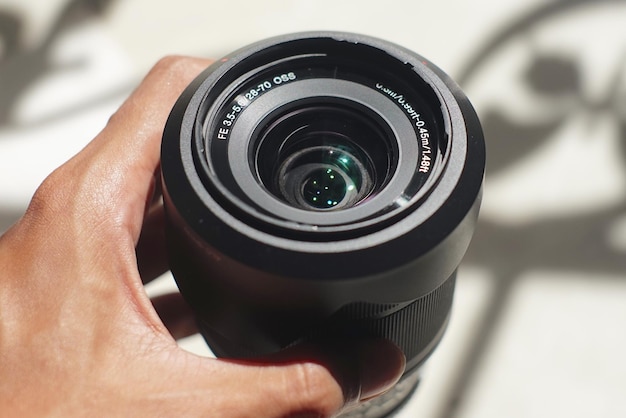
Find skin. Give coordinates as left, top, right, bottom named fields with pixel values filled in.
left=0, top=56, right=405, bottom=418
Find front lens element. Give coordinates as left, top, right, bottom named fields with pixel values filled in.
left=277, top=146, right=365, bottom=211
left=302, top=167, right=349, bottom=209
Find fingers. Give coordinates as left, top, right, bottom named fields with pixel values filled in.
left=29, top=57, right=212, bottom=246
left=8, top=57, right=213, bottom=346
left=16, top=57, right=210, bottom=288
left=102, top=56, right=212, bottom=178
left=186, top=339, right=405, bottom=417
left=96, top=56, right=212, bottom=242
left=254, top=338, right=407, bottom=406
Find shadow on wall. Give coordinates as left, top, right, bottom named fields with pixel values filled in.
left=0, top=0, right=117, bottom=233
left=0, top=0, right=117, bottom=127
left=444, top=0, right=626, bottom=416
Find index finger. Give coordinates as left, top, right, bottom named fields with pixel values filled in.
left=100, top=56, right=213, bottom=241
left=51, top=57, right=212, bottom=244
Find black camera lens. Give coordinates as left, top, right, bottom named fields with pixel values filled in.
left=161, top=31, right=485, bottom=417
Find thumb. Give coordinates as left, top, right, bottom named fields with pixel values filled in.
left=191, top=339, right=406, bottom=417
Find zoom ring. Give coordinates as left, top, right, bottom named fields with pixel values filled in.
left=303, top=272, right=456, bottom=370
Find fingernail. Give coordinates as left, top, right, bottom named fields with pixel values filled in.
left=356, top=340, right=406, bottom=401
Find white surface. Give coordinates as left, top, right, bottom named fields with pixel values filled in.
left=458, top=272, right=626, bottom=418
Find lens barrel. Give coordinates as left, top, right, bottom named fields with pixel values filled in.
left=161, top=32, right=484, bottom=414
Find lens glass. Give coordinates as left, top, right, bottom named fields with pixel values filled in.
left=302, top=167, right=348, bottom=209
left=278, top=145, right=363, bottom=210
left=254, top=103, right=394, bottom=211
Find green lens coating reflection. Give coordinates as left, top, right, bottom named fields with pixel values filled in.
left=302, top=167, right=352, bottom=209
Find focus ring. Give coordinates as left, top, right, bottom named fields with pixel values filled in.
left=202, top=272, right=456, bottom=369
left=311, top=272, right=456, bottom=370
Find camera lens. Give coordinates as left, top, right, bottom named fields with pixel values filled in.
left=161, top=32, right=485, bottom=417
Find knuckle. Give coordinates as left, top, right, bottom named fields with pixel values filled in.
left=149, top=55, right=207, bottom=83
left=25, top=161, right=106, bottom=228
left=26, top=167, right=72, bottom=221
left=108, top=55, right=210, bottom=128
left=152, top=55, right=188, bottom=74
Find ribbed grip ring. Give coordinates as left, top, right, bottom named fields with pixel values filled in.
left=302, top=272, right=456, bottom=370
left=200, top=273, right=456, bottom=369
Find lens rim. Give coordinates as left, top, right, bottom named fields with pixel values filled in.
left=221, top=79, right=420, bottom=227
left=161, top=32, right=485, bottom=284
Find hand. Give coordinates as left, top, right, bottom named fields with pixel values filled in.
left=0, top=56, right=405, bottom=417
